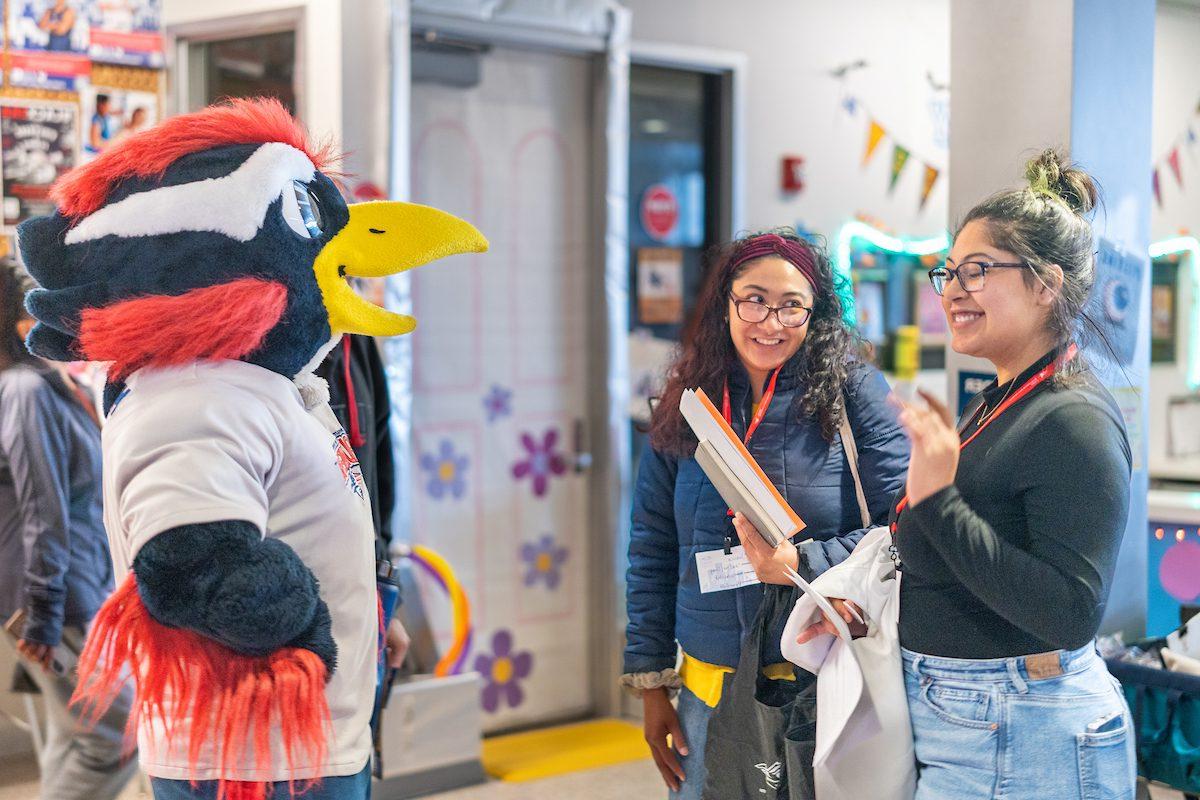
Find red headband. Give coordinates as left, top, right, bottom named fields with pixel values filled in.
left=729, top=234, right=820, bottom=293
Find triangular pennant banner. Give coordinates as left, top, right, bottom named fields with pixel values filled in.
left=1189, top=127, right=1197, bottom=146
left=1153, top=168, right=1162, bottom=207
left=1169, top=148, right=1183, bottom=188
left=862, top=120, right=886, bottom=166
left=920, top=164, right=940, bottom=209
left=888, top=144, right=910, bottom=192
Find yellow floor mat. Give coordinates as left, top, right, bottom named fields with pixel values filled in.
left=482, top=718, right=651, bottom=782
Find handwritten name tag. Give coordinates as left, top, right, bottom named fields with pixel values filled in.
left=696, top=546, right=762, bottom=593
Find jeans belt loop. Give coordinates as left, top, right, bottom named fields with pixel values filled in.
left=1007, top=658, right=1028, bottom=694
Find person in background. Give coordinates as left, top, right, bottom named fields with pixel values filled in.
left=316, top=332, right=408, bottom=668
left=88, top=95, right=112, bottom=155
left=37, top=0, right=75, bottom=52
left=0, top=262, right=137, bottom=800
left=126, top=107, right=149, bottom=135
left=112, top=107, right=150, bottom=144
left=623, top=230, right=908, bottom=798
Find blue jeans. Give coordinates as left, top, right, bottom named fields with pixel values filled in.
left=150, top=763, right=371, bottom=799
left=903, top=644, right=1135, bottom=800
left=669, top=686, right=714, bottom=800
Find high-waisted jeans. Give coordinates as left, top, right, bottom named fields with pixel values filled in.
left=902, top=643, right=1136, bottom=800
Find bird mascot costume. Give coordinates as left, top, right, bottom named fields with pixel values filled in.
left=17, top=98, right=487, bottom=799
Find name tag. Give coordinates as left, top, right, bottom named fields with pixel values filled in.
left=696, top=546, right=761, bottom=593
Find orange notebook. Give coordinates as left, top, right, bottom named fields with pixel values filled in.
left=680, top=387, right=805, bottom=547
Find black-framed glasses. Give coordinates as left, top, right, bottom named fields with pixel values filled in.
left=729, top=293, right=812, bottom=328
left=928, top=261, right=1030, bottom=296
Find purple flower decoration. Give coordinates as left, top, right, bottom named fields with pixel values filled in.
left=475, top=629, right=533, bottom=713
left=511, top=429, right=568, bottom=498
left=483, top=384, right=513, bottom=423
left=521, top=534, right=569, bottom=589
left=420, top=439, right=468, bottom=500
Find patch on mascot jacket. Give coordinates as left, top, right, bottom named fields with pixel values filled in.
left=333, top=427, right=365, bottom=498
left=109, top=387, right=131, bottom=413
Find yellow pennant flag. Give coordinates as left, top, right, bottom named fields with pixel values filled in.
left=920, top=164, right=940, bottom=208
left=862, top=120, right=886, bottom=166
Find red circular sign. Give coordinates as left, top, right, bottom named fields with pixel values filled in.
left=640, top=184, right=678, bottom=241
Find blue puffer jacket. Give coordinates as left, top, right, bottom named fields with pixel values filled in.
left=623, top=359, right=909, bottom=674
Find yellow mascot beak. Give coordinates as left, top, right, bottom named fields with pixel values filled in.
left=313, top=201, right=488, bottom=336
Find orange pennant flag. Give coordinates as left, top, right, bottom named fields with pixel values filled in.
left=920, top=164, right=940, bottom=209
left=862, top=120, right=886, bottom=167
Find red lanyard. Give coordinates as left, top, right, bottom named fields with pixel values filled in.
left=722, top=366, right=782, bottom=445
left=891, top=344, right=1077, bottom=530
left=719, top=366, right=782, bottom=533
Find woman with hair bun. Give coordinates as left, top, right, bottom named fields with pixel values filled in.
left=798, top=151, right=1136, bottom=798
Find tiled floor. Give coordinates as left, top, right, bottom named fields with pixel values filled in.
left=0, top=756, right=665, bottom=800
left=0, top=755, right=1187, bottom=800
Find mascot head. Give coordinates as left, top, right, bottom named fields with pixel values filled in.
left=18, top=97, right=486, bottom=382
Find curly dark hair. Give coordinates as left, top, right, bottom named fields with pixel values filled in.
left=0, top=261, right=35, bottom=371
left=649, top=229, right=862, bottom=456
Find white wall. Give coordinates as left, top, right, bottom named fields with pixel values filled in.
left=1149, top=3, right=1200, bottom=480
left=623, top=0, right=950, bottom=242
left=1152, top=3, right=1200, bottom=241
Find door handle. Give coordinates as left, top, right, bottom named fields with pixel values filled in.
left=573, top=418, right=592, bottom=473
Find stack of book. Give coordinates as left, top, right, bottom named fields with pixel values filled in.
left=679, top=387, right=806, bottom=548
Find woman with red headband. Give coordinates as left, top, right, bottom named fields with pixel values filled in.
left=622, top=229, right=908, bottom=798
left=796, top=152, right=1136, bottom=799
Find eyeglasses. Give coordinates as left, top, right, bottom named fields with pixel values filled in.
left=928, top=261, right=1030, bottom=296
left=728, top=294, right=812, bottom=328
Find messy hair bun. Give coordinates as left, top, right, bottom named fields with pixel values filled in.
left=1024, top=149, right=1099, bottom=216
left=958, top=150, right=1104, bottom=379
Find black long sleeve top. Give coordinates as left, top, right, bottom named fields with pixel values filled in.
left=894, top=349, right=1132, bottom=658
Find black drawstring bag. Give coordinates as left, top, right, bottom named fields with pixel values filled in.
left=701, top=583, right=817, bottom=800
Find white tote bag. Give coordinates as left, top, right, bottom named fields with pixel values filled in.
left=779, top=416, right=915, bottom=800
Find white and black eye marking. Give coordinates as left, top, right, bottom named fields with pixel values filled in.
left=281, top=179, right=325, bottom=239
left=1102, top=278, right=1131, bottom=325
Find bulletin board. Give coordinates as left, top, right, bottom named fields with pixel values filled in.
left=0, top=1, right=164, bottom=245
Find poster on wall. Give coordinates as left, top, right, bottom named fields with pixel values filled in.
left=80, top=82, right=157, bottom=160
left=957, top=369, right=996, bottom=417
left=628, top=330, right=677, bottom=423
left=636, top=247, right=684, bottom=324
left=6, top=0, right=92, bottom=90
left=87, top=0, right=164, bottom=68
left=1152, top=284, right=1175, bottom=341
left=1, top=102, right=78, bottom=229
left=1109, top=386, right=1144, bottom=470
left=854, top=280, right=885, bottom=344
left=1085, top=237, right=1145, bottom=367
left=913, top=277, right=948, bottom=343
left=1167, top=394, right=1200, bottom=460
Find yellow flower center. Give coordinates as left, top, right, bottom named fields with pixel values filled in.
left=492, top=656, right=514, bottom=684
left=536, top=553, right=553, bottom=572
left=438, top=461, right=456, bottom=482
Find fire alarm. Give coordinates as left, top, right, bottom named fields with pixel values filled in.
left=781, top=155, right=805, bottom=193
